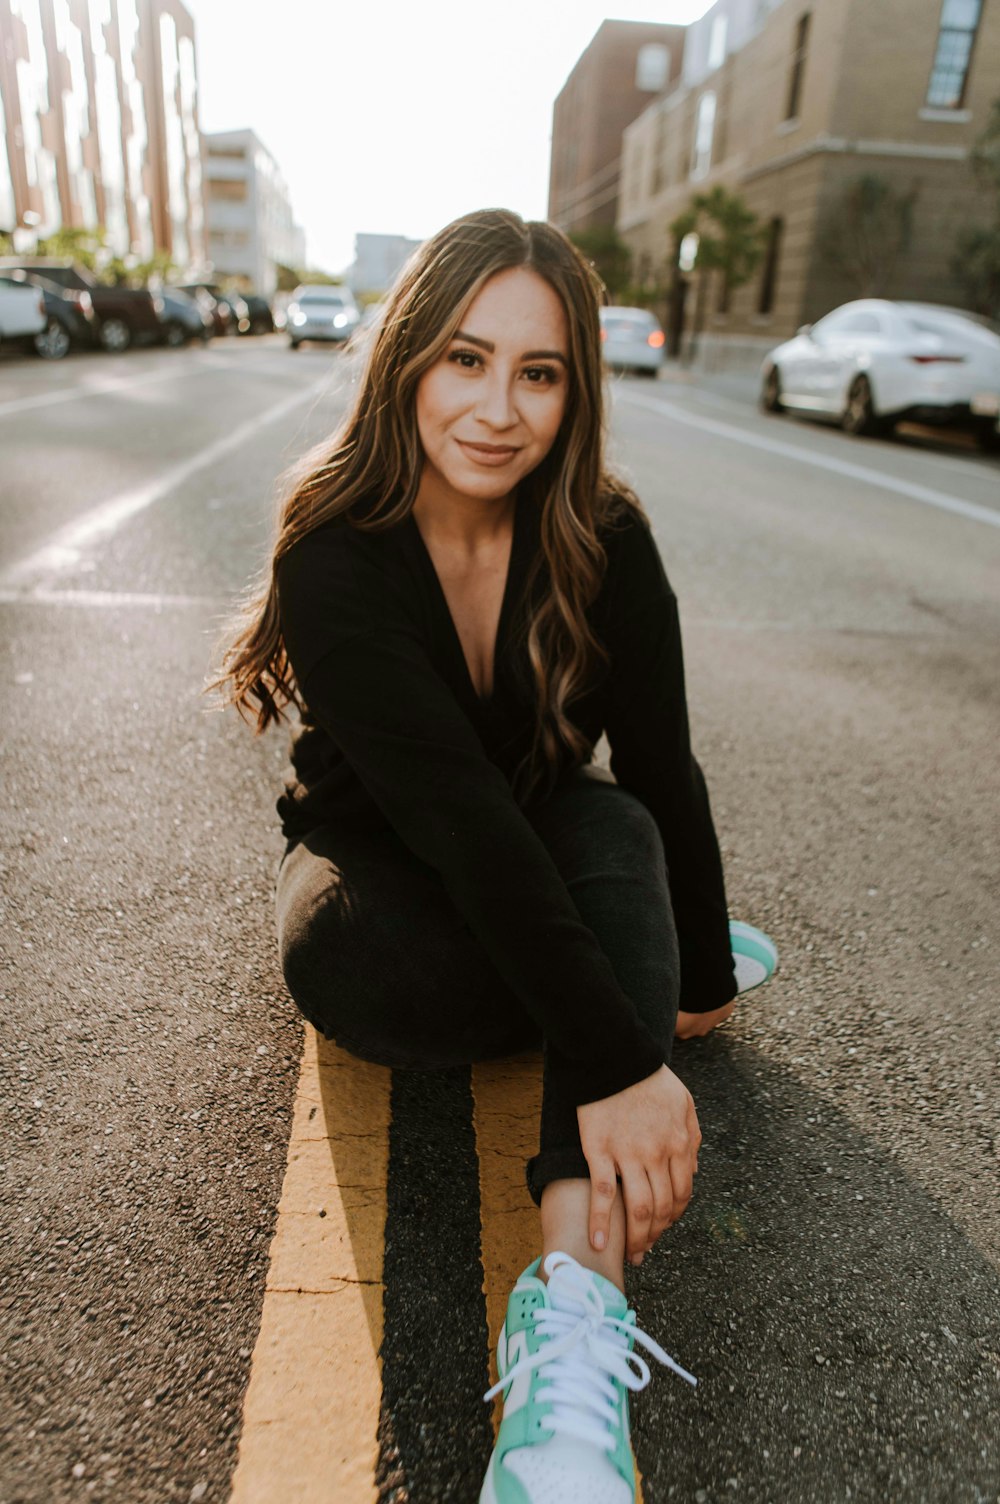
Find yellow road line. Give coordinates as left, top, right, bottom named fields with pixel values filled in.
left=470, top=1056, right=646, bottom=1503
left=228, top=1027, right=391, bottom=1503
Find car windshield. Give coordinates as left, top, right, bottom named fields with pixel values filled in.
left=298, top=293, right=345, bottom=306
left=900, top=307, right=999, bottom=346
left=603, top=311, right=657, bottom=333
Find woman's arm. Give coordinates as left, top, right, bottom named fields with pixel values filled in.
left=601, top=519, right=738, bottom=1014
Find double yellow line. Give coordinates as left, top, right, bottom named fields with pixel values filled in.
left=228, top=1027, right=645, bottom=1501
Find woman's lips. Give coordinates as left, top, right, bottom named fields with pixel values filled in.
left=456, top=440, right=520, bottom=466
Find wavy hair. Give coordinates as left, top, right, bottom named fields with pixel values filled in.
left=207, top=206, right=648, bottom=806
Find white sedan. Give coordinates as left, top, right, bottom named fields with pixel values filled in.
left=599, top=306, right=666, bottom=376
left=760, top=299, right=1000, bottom=449
left=0, top=276, right=47, bottom=348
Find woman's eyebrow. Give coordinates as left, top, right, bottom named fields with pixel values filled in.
left=453, top=330, right=568, bottom=366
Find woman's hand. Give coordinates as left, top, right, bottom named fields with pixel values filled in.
left=675, top=997, right=737, bottom=1039
left=576, top=1064, right=701, bottom=1264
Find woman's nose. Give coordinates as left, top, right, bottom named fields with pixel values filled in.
left=475, top=374, right=518, bottom=429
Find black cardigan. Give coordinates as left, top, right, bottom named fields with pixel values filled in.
left=274, top=491, right=737, bottom=1108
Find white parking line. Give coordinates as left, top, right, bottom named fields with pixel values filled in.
left=617, top=389, right=1000, bottom=530
left=2, top=375, right=332, bottom=588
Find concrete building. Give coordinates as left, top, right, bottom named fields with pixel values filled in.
left=202, top=128, right=304, bottom=297
left=0, top=0, right=206, bottom=269
left=549, top=19, right=686, bottom=235
left=613, top=0, right=1000, bottom=368
left=346, top=232, right=422, bottom=297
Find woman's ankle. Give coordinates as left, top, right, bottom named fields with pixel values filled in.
left=539, top=1177, right=626, bottom=1294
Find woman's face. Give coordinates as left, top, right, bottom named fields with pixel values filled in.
left=414, top=266, right=571, bottom=506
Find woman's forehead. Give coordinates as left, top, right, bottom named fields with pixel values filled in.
left=460, top=267, right=568, bottom=343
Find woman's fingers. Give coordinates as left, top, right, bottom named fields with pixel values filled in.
left=645, top=1165, right=675, bottom=1248
left=619, top=1163, right=655, bottom=1261
left=586, top=1153, right=619, bottom=1253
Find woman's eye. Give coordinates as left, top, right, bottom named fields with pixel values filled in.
left=524, top=365, right=558, bottom=384
left=448, top=349, right=482, bottom=369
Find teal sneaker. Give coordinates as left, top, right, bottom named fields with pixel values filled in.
left=478, top=1250, right=696, bottom=1504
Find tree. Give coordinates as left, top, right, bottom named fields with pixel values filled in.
left=568, top=224, right=632, bottom=300
left=275, top=260, right=343, bottom=291
left=669, top=187, right=766, bottom=363
left=817, top=173, right=918, bottom=297
left=950, top=95, right=1000, bottom=319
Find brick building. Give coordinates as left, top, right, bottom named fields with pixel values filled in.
left=578, top=0, right=997, bottom=369
left=0, top=0, right=206, bottom=270
left=548, top=18, right=686, bottom=234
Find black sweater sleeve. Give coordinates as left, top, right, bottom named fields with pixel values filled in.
left=602, top=515, right=738, bottom=1013
left=276, top=525, right=667, bottom=1108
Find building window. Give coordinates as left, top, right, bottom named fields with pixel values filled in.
left=208, top=177, right=247, bottom=201
left=707, top=14, right=728, bottom=71
left=636, top=43, right=669, bottom=92
left=926, top=0, right=981, bottom=109
left=785, top=12, right=810, bottom=120
left=690, top=92, right=716, bottom=180
left=757, top=217, right=783, bottom=314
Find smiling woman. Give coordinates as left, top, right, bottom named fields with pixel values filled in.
left=209, top=207, right=738, bottom=1504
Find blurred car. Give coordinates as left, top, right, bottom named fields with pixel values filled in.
left=0, top=258, right=161, bottom=351
left=0, top=274, right=48, bottom=352
left=6, top=271, right=98, bottom=358
left=599, top=306, right=666, bottom=376
left=171, top=282, right=248, bottom=334
left=760, top=299, right=1000, bottom=447
left=237, top=293, right=275, bottom=335
left=286, top=285, right=360, bottom=349
left=153, top=287, right=213, bottom=346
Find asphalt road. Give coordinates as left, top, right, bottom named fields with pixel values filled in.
left=1, top=333, right=998, bottom=1504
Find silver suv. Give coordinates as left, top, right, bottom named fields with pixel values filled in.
left=287, top=285, right=360, bottom=349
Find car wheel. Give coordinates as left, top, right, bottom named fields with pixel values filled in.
left=34, top=319, right=72, bottom=360
left=289, top=339, right=301, bottom=350
left=98, top=317, right=132, bottom=353
left=841, top=373, right=884, bottom=436
left=163, top=320, right=187, bottom=348
left=760, top=364, right=784, bottom=413
left=974, top=422, right=1000, bottom=455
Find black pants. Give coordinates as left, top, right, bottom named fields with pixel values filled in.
left=274, top=764, right=680, bottom=1207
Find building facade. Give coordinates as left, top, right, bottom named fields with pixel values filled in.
left=202, top=128, right=304, bottom=296
left=548, top=19, right=686, bottom=235
left=0, top=0, right=205, bottom=269
left=615, top=0, right=999, bottom=365
left=346, top=232, right=423, bottom=297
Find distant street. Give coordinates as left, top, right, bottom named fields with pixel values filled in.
left=2, top=334, right=998, bottom=1504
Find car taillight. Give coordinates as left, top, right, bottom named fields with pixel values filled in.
left=599, top=328, right=607, bottom=342
left=909, top=353, right=965, bottom=363
left=647, top=330, right=665, bottom=348
left=37, top=294, right=45, bottom=315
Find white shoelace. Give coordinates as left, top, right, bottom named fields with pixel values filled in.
left=483, top=1251, right=697, bottom=1454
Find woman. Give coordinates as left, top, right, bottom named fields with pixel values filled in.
left=212, top=207, right=738, bottom=1504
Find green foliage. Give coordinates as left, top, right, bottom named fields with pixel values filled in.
left=669, top=187, right=765, bottom=287
left=568, top=224, right=633, bottom=298
left=275, top=260, right=342, bottom=291
left=35, top=224, right=108, bottom=271
left=950, top=96, right=1000, bottom=318
left=817, top=173, right=918, bottom=296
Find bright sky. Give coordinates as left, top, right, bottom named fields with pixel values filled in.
left=190, top=0, right=715, bottom=276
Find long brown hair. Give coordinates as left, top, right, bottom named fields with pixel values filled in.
left=207, top=207, right=647, bottom=807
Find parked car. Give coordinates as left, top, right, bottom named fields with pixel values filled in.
left=169, top=282, right=231, bottom=337
left=153, top=287, right=213, bottom=346
left=760, top=299, right=1000, bottom=448
left=2, top=270, right=98, bottom=358
left=171, top=281, right=249, bottom=334
left=599, top=306, right=666, bottom=376
left=237, top=293, right=275, bottom=335
left=0, top=258, right=162, bottom=352
left=0, top=275, right=47, bottom=352
left=286, top=285, right=360, bottom=349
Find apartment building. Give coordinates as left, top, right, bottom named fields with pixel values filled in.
left=202, top=128, right=304, bottom=297
left=548, top=19, right=686, bottom=234
left=346, top=232, right=423, bottom=297
left=616, top=0, right=999, bottom=365
left=0, top=0, right=205, bottom=269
